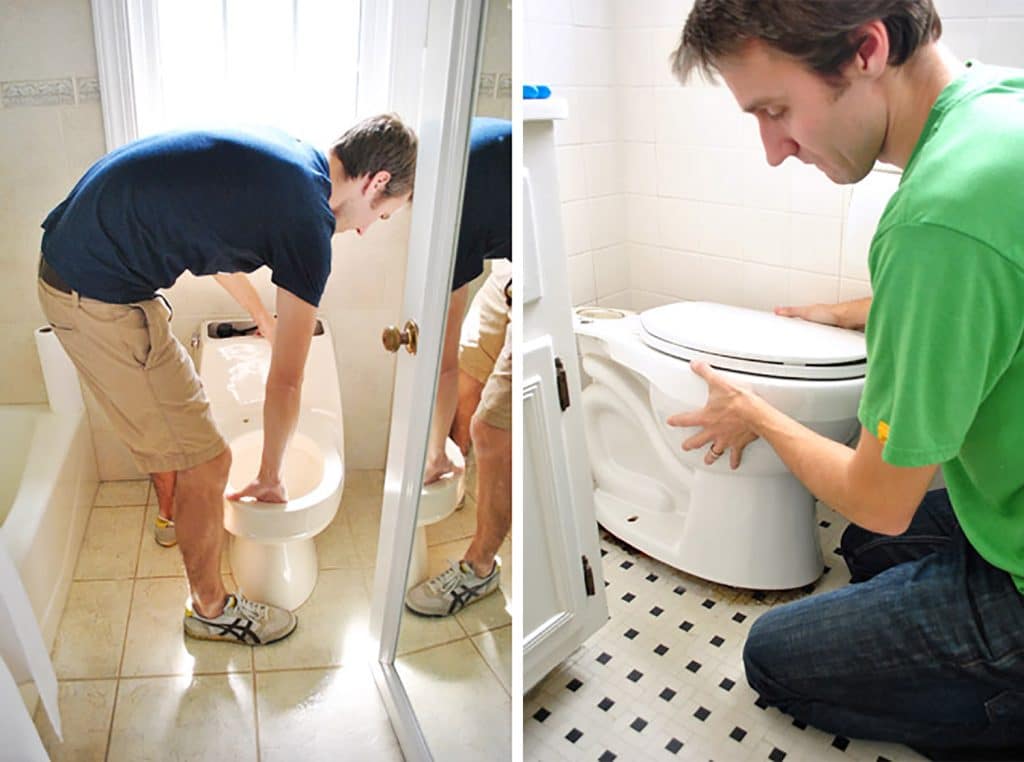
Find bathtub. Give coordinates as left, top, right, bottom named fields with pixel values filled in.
left=0, top=405, right=97, bottom=651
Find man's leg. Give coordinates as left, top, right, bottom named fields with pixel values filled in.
left=424, top=285, right=469, bottom=484
left=462, top=414, right=511, bottom=578
left=151, top=471, right=176, bottom=520
left=452, top=370, right=484, bottom=455
left=744, top=494, right=1024, bottom=749
left=174, top=448, right=230, bottom=617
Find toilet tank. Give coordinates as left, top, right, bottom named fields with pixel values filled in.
left=841, top=168, right=901, bottom=282
left=196, top=318, right=343, bottom=421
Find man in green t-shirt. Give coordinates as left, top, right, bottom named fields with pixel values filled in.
left=669, top=0, right=1024, bottom=753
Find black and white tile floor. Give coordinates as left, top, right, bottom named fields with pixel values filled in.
left=524, top=504, right=926, bottom=762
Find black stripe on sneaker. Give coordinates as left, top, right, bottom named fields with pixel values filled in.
left=207, top=617, right=262, bottom=644
left=447, top=580, right=491, bottom=615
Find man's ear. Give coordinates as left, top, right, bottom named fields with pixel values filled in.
left=367, top=170, right=391, bottom=195
left=854, top=20, right=890, bottom=79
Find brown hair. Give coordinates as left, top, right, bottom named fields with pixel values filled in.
left=331, top=113, right=418, bottom=199
left=671, top=0, right=942, bottom=87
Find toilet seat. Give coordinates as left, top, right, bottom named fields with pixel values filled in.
left=221, top=409, right=344, bottom=542
left=639, top=302, right=866, bottom=381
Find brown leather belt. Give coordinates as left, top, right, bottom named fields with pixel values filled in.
left=39, top=256, right=72, bottom=294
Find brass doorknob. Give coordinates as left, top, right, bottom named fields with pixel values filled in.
left=382, top=320, right=419, bottom=354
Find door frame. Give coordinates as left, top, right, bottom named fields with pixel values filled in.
left=367, top=1, right=486, bottom=760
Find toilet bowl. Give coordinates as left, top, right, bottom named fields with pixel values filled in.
left=197, top=318, right=344, bottom=610
left=408, top=437, right=465, bottom=587
left=575, top=302, right=866, bottom=589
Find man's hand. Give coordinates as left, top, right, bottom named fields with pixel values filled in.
left=775, top=297, right=872, bottom=331
left=666, top=361, right=760, bottom=469
left=226, top=477, right=288, bottom=504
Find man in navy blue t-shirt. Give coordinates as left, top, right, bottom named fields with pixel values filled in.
left=405, top=117, right=511, bottom=617
left=37, top=114, right=417, bottom=644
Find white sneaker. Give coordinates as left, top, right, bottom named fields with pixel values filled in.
left=184, top=592, right=297, bottom=645
left=405, top=558, right=500, bottom=617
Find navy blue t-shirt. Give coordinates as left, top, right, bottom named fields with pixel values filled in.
left=41, top=127, right=336, bottom=306
left=452, top=118, right=512, bottom=291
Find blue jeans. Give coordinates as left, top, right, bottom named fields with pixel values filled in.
left=743, top=490, right=1024, bottom=752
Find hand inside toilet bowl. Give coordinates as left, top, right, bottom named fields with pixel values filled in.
left=226, top=429, right=325, bottom=504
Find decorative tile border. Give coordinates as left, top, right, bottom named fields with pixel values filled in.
left=478, top=71, right=511, bottom=100
left=0, top=77, right=100, bottom=109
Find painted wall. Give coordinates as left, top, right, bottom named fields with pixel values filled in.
left=0, top=0, right=411, bottom=477
left=525, top=0, right=1024, bottom=310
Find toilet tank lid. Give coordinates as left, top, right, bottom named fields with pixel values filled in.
left=640, top=302, right=866, bottom=372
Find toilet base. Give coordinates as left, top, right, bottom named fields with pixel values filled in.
left=595, top=469, right=824, bottom=590
left=229, top=534, right=319, bottom=611
left=408, top=526, right=430, bottom=588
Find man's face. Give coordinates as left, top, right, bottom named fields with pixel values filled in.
left=338, top=171, right=411, bottom=236
left=717, top=40, right=886, bottom=184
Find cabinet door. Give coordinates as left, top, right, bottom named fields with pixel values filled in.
left=523, top=113, right=609, bottom=692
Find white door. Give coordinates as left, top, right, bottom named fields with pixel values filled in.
left=366, top=1, right=485, bottom=760
left=522, top=102, right=609, bottom=693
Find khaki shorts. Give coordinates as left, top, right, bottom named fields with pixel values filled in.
left=37, top=279, right=226, bottom=473
left=459, top=261, right=511, bottom=431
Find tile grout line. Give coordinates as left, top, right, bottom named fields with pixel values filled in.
left=466, top=622, right=512, bottom=698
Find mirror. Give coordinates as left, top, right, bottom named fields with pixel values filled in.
left=371, top=0, right=512, bottom=759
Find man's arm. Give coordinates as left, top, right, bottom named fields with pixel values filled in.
left=226, top=287, right=317, bottom=503
left=668, top=361, right=937, bottom=535
left=213, top=272, right=277, bottom=342
left=775, top=297, right=872, bottom=331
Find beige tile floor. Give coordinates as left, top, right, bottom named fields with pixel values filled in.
left=33, top=467, right=511, bottom=761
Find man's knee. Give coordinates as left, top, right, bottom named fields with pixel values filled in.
left=180, top=446, right=232, bottom=488
left=743, top=609, right=790, bottom=703
left=470, top=414, right=510, bottom=459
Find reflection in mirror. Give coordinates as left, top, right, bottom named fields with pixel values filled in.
left=393, top=0, right=512, bottom=758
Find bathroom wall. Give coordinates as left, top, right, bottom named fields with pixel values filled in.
left=0, top=0, right=413, bottom=477
left=477, top=0, right=512, bottom=120
left=527, top=0, right=1024, bottom=311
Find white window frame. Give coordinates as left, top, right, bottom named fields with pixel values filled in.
left=90, top=0, right=428, bottom=151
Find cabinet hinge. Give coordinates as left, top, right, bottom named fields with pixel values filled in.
left=582, top=555, right=596, bottom=596
left=555, top=357, right=570, bottom=411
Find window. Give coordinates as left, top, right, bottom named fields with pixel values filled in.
left=94, top=0, right=362, bottom=149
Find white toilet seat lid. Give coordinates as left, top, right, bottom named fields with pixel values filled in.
left=639, top=302, right=867, bottom=380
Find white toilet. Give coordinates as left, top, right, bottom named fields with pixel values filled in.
left=197, top=318, right=344, bottom=610
left=573, top=174, right=900, bottom=590
left=575, top=303, right=865, bottom=589
left=409, top=438, right=465, bottom=586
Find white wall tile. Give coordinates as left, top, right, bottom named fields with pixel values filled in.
left=619, top=87, right=655, bottom=142
left=567, top=252, right=597, bottom=305
left=656, top=197, right=704, bottom=254
left=616, top=29, right=655, bottom=87
left=0, top=0, right=99, bottom=82
left=525, top=22, right=576, bottom=85
left=593, top=245, right=630, bottom=298
left=986, top=0, right=1024, bottom=17
left=699, top=204, right=746, bottom=260
left=622, top=142, right=656, bottom=195
left=630, top=289, right=675, bottom=311
left=571, top=0, right=614, bottom=28
left=576, top=88, right=619, bottom=143
left=553, top=89, right=584, bottom=145
left=556, top=145, right=588, bottom=201
left=526, top=0, right=572, bottom=24
left=655, top=143, right=706, bottom=199
left=935, top=0, right=991, bottom=18
left=741, top=264, right=790, bottom=312
left=590, top=195, right=627, bottom=249
left=561, top=199, right=593, bottom=255
left=983, top=18, right=1024, bottom=67
left=789, top=271, right=840, bottom=306
left=789, top=162, right=845, bottom=217
left=741, top=210, right=791, bottom=267
left=625, top=194, right=659, bottom=246
left=584, top=142, right=621, bottom=198
left=596, top=290, right=633, bottom=310
left=628, top=244, right=667, bottom=294
left=940, top=19, right=988, bottom=61
left=838, top=278, right=873, bottom=302
left=789, top=215, right=842, bottom=276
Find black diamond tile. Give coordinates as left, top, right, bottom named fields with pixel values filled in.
left=646, top=573, right=658, bottom=582
left=622, top=592, right=636, bottom=603
left=702, top=598, right=716, bottom=609
left=652, top=642, right=669, bottom=655
left=802, top=584, right=815, bottom=594
left=598, top=697, right=614, bottom=712
left=824, top=565, right=832, bottom=574
left=769, top=748, right=787, bottom=762
left=877, top=757, right=891, bottom=762
left=673, top=585, right=686, bottom=595
left=833, top=736, right=850, bottom=751
left=792, top=719, right=807, bottom=730
left=685, top=660, right=702, bottom=673
left=604, top=580, right=609, bottom=587
left=730, top=726, right=747, bottom=742
left=649, top=606, right=664, bottom=617
left=566, top=678, right=583, bottom=692
left=659, top=687, right=676, bottom=702
left=733, top=612, right=747, bottom=623
left=565, top=728, right=582, bottom=743
left=620, top=560, right=634, bottom=569
left=833, top=546, right=843, bottom=556
left=819, top=520, right=831, bottom=527
left=694, top=706, right=710, bottom=721
left=596, top=651, right=612, bottom=665
left=600, top=548, right=608, bottom=557
left=598, top=752, right=616, bottom=762
left=666, top=738, right=683, bottom=754
left=627, top=669, right=643, bottom=682
left=719, top=678, right=735, bottom=692
left=679, top=621, right=694, bottom=632
left=710, top=635, right=725, bottom=647
left=624, top=628, right=638, bottom=640
left=532, top=707, right=550, bottom=723
left=630, top=717, right=647, bottom=733
left=753, top=591, right=767, bottom=601
left=755, top=696, right=769, bottom=710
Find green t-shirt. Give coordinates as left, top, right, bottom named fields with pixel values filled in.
left=858, top=61, right=1024, bottom=592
